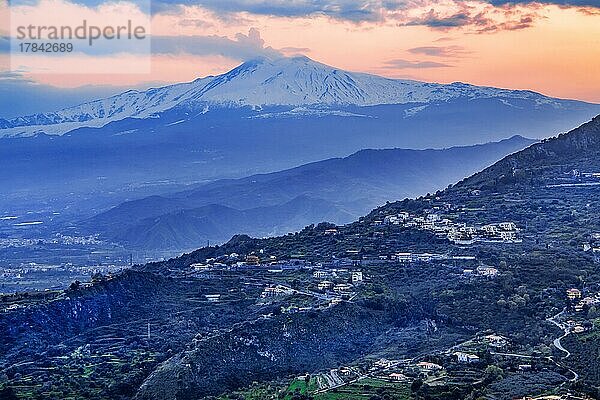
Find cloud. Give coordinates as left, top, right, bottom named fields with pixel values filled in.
left=278, top=46, right=312, bottom=56
left=399, top=2, right=539, bottom=33
left=0, top=36, right=9, bottom=54
left=151, top=28, right=283, bottom=59
left=408, top=45, right=470, bottom=57
left=383, top=58, right=452, bottom=69
left=488, top=0, right=600, bottom=6
left=0, top=76, right=151, bottom=118
left=178, top=18, right=216, bottom=29
left=404, top=9, right=478, bottom=28
left=150, top=0, right=390, bottom=22
left=0, top=70, right=31, bottom=81
left=476, top=15, right=536, bottom=32
left=577, top=6, right=600, bottom=15
left=6, top=0, right=598, bottom=40
left=9, top=0, right=600, bottom=22
left=147, top=0, right=599, bottom=27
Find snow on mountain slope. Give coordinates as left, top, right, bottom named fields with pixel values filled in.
left=0, top=76, right=216, bottom=137
left=0, top=56, right=582, bottom=138
left=183, top=56, right=560, bottom=107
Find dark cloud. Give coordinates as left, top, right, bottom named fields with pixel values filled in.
left=147, top=0, right=599, bottom=22
left=0, top=71, right=30, bottom=81
left=8, top=0, right=598, bottom=36
left=577, top=7, right=600, bottom=15
left=401, top=5, right=539, bottom=33
left=150, top=0, right=392, bottom=22
left=151, top=28, right=283, bottom=59
left=405, top=10, right=475, bottom=28
left=475, top=15, right=536, bottom=32
left=14, top=0, right=600, bottom=20
left=178, top=19, right=216, bottom=29
left=488, top=0, right=600, bottom=6
left=152, top=0, right=599, bottom=19
left=383, top=58, right=452, bottom=69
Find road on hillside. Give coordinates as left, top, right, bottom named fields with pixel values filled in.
left=546, top=308, right=579, bottom=382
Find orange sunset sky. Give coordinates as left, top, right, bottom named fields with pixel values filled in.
left=1, top=0, right=599, bottom=103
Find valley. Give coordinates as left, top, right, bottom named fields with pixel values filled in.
left=0, top=136, right=535, bottom=290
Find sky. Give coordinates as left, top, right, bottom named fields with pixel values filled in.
left=0, top=0, right=599, bottom=118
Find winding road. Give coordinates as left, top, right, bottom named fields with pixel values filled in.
left=546, top=308, right=579, bottom=382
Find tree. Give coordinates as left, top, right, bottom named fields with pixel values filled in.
left=483, top=365, right=503, bottom=383
left=0, top=386, right=19, bottom=400
left=411, top=378, right=423, bottom=393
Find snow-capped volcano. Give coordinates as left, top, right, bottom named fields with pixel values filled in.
left=0, top=56, right=578, bottom=138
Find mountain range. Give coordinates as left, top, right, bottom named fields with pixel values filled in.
left=0, top=56, right=593, bottom=138
left=86, top=135, right=535, bottom=250
left=1, top=56, right=598, bottom=218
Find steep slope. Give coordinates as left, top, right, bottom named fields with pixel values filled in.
left=449, top=115, right=600, bottom=192
left=1, top=56, right=597, bottom=138
left=86, top=136, right=535, bottom=250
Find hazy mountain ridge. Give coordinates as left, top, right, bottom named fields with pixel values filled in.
left=86, top=135, right=535, bottom=250
left=147, top=114, right=600, bottom=274
left=109, top=195, right=353, bottom=250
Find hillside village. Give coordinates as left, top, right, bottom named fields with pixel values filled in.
left=380, top=210, right=521, bottom=245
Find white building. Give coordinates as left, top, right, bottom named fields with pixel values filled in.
left=499, top=230, right=517, bottom=241
left=261, top=285, right=293, bottom=298
left=333, top=283, right=353, bottom=293
left=482, top=224, right=499, bottom=234
left=388, top=373, right=406, bottom=381
left=313, top=270, right=328, bottom=279
left=417, top=362, right=442, bottom=371
left=396, top=253, right=413, bottom=263
left=567, top=288, right=582, bottom=300
left=454, top=352, right=480, bottom=363
left=205, top=294, right=221, bottom=302
left=477, top=266, right=499, bottom=277
left=483, top=334, right=509, bottom=348
left=498, top=222, right=517, bottom=231
left=351, top=271, right=363, bottom=283
left=191, top=263, right=210, bottom=271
